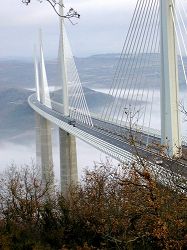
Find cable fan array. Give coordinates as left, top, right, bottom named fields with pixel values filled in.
left=50, top=26, right=93, bottom=127
left=63, top=28, right=93, bottom=126
left=40, top=0, right=187, bottom=145
left=101, top=0, right=161, bottom=144
left=170, top=0, right=187, bottom=145
left=171, top=0, right=187, bottom=86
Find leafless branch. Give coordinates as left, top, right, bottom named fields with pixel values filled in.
left=179, top=101, right=187, bottom=122
left=21, top=0, right=80, bottom=25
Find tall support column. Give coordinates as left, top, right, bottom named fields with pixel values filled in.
left=36, top=113, right=54, bottom=185
left=58, top=1, right=78, bottom=194
left=34, top=33, right=54, bottom=185
left=160, top=0, right=181, bottom=157
left=39, top=30, right=51, bottom=109
left=59, top=129, right=78, bottom=196
left=59, top=0, right=69, bottom=116
left=34, top=46, right=40, bottom=102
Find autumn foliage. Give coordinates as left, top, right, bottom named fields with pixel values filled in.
left=0, top=161, right=186, bottom=249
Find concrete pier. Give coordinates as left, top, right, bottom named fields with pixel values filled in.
left=59, top=128, right=78, bottom=195
left=36, top=113, right=54, bottom=185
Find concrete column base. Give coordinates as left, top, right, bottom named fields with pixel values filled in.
left=35, top=113, right=54, bottom=185
left=59, top=128, right=78, bottom=195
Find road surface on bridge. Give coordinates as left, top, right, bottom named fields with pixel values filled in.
left=29, top=94, right=187, bottom=178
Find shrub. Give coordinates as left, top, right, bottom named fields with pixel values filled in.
left=0, top=161, right=186, bottom=249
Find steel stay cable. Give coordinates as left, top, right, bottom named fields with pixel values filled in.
left=113, top=0, right=156, bottom=125
left=121, top=13, right=159, bottom=131
left=178, top=0, right=187, bottom=19
left=118, top=0, right=159, bottom=127
left=124, top=0, right=159, bottom=118
left=72, top=66, right=94, bottom=126
left=101, top=0, right=142, bottom=121
left=146, top=87, right=155, bottom=145
left=119, top=9, right=159, bottom=139
left=171, top=5, right=187, bottom=84
left=138, top=26, right=159, bottom=139
left=132, top=4, right=160, bottom=134
left=66, top=55, right=84, bottom=123
left=131, top=40, right=159, bottom=138
left=105, top=0, right=148, bottom=122
left=71, top=65, right=93, bottom=126
left=67, top=58, right=87, bottom=123
left=64, top=53, right=92, bottom=125
left=174, top=0, right=187, bottom=85
left=106, top=0, right=150, bottom=123
left=65, top=50, right=87, bottom=124
left=119, top=0, right=157, bottom=118
left=101, top=0, right=143, bottom=121
left=171, top=1, right=187, bottom=61
left=71, top=69, right=92, bottom=125
left=67, top=48, right=93, bottom=126
left=65, top=35, right=93, bottom=125
left=177, top=0, right=187, bottom=38
left=110, top=0, right=155, bottom=124
left=62, top=29, right=93, bottom=125
left=140, top=60, right=158, bottom=135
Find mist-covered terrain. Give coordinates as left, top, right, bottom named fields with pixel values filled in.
left=0, top=55, right=117, bottom=141
left=0, top=53, right=140, bottom=141
left=0, top=55, right=117, bottom=175
left=0, top=53, right=187, bottom=175
left=1, top=53, right=187, bottom=142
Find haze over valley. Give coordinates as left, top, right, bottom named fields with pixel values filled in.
left=1, top=53, right=187, bottom=179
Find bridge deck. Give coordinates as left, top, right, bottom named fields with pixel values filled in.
left=29, top=94, right=187, bottom=178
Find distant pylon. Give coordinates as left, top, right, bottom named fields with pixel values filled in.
left=34, top=30, right=54, bottom=185
left=34, top=45, right=40, bottom=102
left=39, top=30, right=51, bottom=109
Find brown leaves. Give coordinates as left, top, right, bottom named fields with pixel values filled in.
left=0, top=162, right=186, bottom=249
left=67, top=162, right=187, bottom=249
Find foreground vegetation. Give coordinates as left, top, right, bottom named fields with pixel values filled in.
left=0, top=161, right=186, bottom=250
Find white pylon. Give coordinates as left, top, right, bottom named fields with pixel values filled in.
left=34, top=31, right=54, bottom=186
left=34, top=45, right=40, bottom=102
left=160, top=0, right=181, bottom=157
left=58, top=0, right=69, bottom=116
left=39, top=29, right=52, bottom=109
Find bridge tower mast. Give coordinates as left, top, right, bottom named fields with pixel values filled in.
left=34, top=33, right=54, bottom=186
left=160, top=0, right=181, bottom=157
left=58, top=0, right=78, bottom=195
left=59, top=0, right=69, bottom=116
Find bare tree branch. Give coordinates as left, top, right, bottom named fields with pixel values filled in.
left=21, top=0, right=80, bottom=24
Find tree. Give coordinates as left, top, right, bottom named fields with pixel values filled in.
left=0, top=161, right=186, bottom=249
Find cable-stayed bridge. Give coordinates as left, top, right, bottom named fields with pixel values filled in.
left=29, top=0, right=187, bottom=193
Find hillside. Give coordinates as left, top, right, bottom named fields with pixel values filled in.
left=0, top=87, right=34, bottom=140
left=0, top=86, right=113, bottom=141
left=0, top=53, right=186, bottom=142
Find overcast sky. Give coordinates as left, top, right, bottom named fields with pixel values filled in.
left=0, top=0, right=137, bottom=59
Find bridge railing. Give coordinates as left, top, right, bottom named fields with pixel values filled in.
left=35, top=94, right=187, bottom=146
